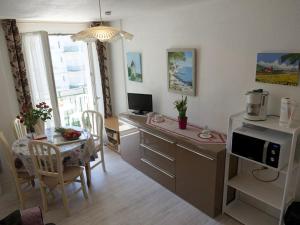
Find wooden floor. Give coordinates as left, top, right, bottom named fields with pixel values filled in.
left=0, top=148, right=241, bottom=225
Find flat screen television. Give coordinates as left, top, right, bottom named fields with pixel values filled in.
left=128, top=93, right=153, bottom=115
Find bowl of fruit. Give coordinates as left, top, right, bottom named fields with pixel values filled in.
left=55, top=128, right=82, bottom=141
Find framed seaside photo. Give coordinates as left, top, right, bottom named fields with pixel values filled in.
left=256, top=53, right=300, bottom=86
left=167, top=49, right=196, bottom=96
left=126, top=52, right=142, bottom=82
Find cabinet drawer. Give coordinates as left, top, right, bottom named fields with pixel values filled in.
left=140, top=144, right=175, bottom=175
left=140, top=129, right=175, bottom=158
left=140, top=157, right=175, bottom=192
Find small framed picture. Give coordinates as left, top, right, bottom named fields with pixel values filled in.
left=167, top=48, right=196, bottom=96
left=126, top=52, right=142, bottom=82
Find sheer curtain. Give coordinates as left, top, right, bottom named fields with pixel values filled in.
left=22, top=31, right=60, bottom=127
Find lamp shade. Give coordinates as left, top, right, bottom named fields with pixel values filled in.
left=71, top=25, right=133, bottom=42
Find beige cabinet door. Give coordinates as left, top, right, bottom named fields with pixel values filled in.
left=120, top=131, right=141, bottom=169
left=175, top=144, right=217, bottom=217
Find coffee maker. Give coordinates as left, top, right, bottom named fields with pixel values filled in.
left=244, top=89, right=269, bottom=121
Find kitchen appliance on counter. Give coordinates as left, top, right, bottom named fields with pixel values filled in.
left=244, top=89, right=269, bottom=121
left=231, top=125, right=291, bottom=169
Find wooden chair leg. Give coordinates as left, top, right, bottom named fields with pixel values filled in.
left=15, top=184, right=25, bottom=210
left=85, top=163, right=91, bottom=188
left=40, top=185, right=48, bottom=212
left=80, top=173, right=88, bottom=199
left=31, top=179, right=35, bottom=187
left=100, top=149, right=106, bottom=172
left=47, top=189, right=56, bottom=200
left=14, top=178, right=26, bottom=209
left=60, top=185, right=70, bottom=216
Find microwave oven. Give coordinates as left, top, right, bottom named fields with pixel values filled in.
left=231, top=126, right=291, bottom=169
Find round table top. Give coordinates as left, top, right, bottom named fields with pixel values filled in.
left=12, top=128, right=90, bottom=157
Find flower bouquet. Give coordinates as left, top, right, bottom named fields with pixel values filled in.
left=17, top=102, right=52, bottom=134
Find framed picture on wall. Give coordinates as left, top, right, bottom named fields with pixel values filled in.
left=256, top=53, right=300, bottom=86
left=167, top=48, right=196, bottom=96
left=126, top=52, right=143, bottom=82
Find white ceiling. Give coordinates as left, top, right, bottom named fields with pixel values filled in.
left=0, top=0, right=203, bottom=22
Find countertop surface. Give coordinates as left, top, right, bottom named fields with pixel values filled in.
left=119, top=112, right=226, bottom=157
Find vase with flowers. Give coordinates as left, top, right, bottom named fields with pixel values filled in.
left=17, top=102, right=52, bottom=135
left=174, top=96, right=188, bottom=129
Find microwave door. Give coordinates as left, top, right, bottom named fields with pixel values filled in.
left=232, top=133, right=266, bottom=162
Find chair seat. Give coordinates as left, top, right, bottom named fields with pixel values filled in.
left=17, top=171, right=33, bottom=179
left=42, top=166, right=83, bottom=189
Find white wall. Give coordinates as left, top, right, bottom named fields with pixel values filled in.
left=110, top=0, right=300, bottom=134
left=17, top=21, right=89, bottom=34
left=0, top=24, right=20, bottom=193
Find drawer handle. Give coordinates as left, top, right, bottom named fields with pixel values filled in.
left=176, top=144, right=215, bottom=161
left=140, top=129, right=175, bottom=144
left=120, top=131, right=140, bottom=138
left=140, top=143, right=175, bottom=162
left=141, top=158, right=175, bottom=179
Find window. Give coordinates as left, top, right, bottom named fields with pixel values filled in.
left=49, top=35, right=94, bottom=127
left=22, top=32, right=103, bottom=128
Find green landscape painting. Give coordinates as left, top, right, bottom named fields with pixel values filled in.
left=256, top=53, right=300, bottom=86
left=127, top=52, right=142, bottom=82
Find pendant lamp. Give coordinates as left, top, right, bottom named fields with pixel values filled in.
left=71, top=0, right=133, bottom=42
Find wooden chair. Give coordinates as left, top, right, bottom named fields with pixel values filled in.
left=28, top=141, right=88, bottom=216
left=81, top=110, right=106, bottom=187
left=0, top=131, right=35, bottom=209
left=13, top=118, right=27, bottom=139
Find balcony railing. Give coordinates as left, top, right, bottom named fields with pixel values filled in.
left=57, top=87, right=93, bottom=127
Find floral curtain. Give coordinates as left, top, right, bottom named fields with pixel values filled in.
left=91, top=22, right=113, bottom=118
left=1, top=19, right=32, bottom=110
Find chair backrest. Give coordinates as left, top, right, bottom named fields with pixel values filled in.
left=28, top=141, right=63, bottom=183
left=13, top=118, right=27, bottom=139
left=0, top=131, right=20, bottom=181
left=82, top=110, right=103, bottom=142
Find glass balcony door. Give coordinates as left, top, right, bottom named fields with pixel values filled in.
left=49, top=35, right=95, bottom=127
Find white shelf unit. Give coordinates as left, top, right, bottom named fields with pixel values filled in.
left=230, top=152, right=299, bottom=175
left=228, top=173, right=292, bottom=210
left=225, top=200, right=278, bottom=225
left=223, top=112, right=300, bottom=225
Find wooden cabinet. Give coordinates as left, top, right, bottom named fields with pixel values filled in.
left=176, top=144, right=224, bottom=217
left=119, top=115, right=225, bottom=218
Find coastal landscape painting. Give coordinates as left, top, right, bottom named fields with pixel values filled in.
left=167, top=49, right=196, bottom=95
left=256, top=53, right=300, bottom=86
left=127, top=52, right=142, bottom=82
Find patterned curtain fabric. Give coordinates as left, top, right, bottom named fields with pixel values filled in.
left=1, top=19, right=32, bottom=110
left=91, top=22, right=113, bottom=118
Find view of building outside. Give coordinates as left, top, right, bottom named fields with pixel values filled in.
left=49, top=35, right=94, bottom=127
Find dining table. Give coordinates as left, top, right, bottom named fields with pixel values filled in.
left=12, top=127, right=97, bottom=186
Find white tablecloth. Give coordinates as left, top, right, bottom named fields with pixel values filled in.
left=12, top=130, right=97, bottom=176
